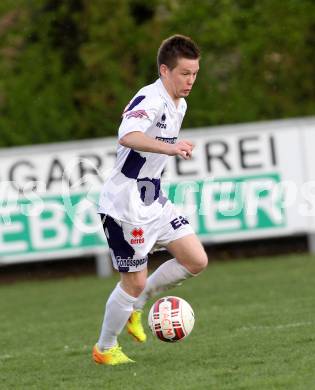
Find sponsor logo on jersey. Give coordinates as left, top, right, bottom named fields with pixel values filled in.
left=170, top=216, right=190, bottom=230
left=155, top=136, right=177, bottom=144
left=125, top=109, right=149, bottom=119
left=156, top=113, right=167, bottom=129
left=130, top=227, right=144, bottom=244
left=116, top=256, right=147, bottom=268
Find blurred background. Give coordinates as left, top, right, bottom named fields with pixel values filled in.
left=1, top=0, right=315, bottom=145
left=1, top=0, right=315, bottom=280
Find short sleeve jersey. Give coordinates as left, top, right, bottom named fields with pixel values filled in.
left=98, top=78, right=187, bottom=224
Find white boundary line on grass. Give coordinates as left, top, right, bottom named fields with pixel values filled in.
left=237, top=321, right=314, bottom=332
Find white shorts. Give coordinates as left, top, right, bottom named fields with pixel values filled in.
left=99, top=202, right=194, bottom=272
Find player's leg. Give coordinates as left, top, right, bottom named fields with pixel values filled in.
left=118, top=269, right=148, bottom=343
left=120, top=267, right=148, bottom=297
left=93, top=269, right=147, bottom=365
left=166, top=233, right=208, bottom=274
left=97, top=269, right=147, bottom=348
left=93, top=214, right=149, bottom=365
left=133, top=256, right=194, bottom=310
left=133, top=210, right=207, bottom=311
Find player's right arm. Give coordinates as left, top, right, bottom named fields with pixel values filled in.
left=119, top=131, right=194, bottom=160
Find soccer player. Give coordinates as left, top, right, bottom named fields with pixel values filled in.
left=93, top=34, right=208, bottom=365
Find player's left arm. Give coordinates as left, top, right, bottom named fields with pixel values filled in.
left=120, top=131, right=194, bottom=159
left=118, top=95, right=193, bottom=158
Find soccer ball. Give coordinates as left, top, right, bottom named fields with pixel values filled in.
left=148, top=296, right=195, bottom=342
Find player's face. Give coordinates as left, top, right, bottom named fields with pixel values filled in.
left=160, top=57, right=199, bottom=103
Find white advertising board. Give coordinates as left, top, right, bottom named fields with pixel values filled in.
left=165, top=121, right=309, bottom=242
left=0, top=117, right=314, bottom=264
left=300, top=124, right=315, bottom=232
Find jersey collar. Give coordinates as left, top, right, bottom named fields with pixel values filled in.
left=155, top=78, right=184, bottom=112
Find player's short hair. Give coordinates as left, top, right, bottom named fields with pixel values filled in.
left=157, top=34, right=200, bottom=75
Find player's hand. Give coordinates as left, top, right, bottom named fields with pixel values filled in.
left=168, top=140, right=194, bottom=159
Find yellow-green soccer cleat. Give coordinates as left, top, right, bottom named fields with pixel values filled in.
left=127, top=310, right=147, bottom=343
left=92, top=344, right=135, bottom=365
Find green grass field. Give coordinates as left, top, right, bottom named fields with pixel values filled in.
left=1, top=253, right=315, bottom=390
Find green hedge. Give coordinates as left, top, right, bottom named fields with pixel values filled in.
left=0, top=0, right=314, bottom=146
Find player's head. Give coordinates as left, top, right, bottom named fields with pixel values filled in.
left=157, top=34, right=200, bottom=101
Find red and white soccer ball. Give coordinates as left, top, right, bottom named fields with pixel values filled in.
left=148, top=296, right=195, bottom=342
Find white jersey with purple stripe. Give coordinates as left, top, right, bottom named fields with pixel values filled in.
left=98, top=78, right=187, bottom=224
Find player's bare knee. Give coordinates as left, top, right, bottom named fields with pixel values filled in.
left=132, top=280, right=146, bottom=296
left=121, top=282, right=145, bottom=298
left=188, top=252, right=208, bottom=275
left=120, top=274, right=146, bottom=297
left=199, top=251, right=208, bottom=271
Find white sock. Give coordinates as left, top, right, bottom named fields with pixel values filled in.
left=134, top=258, right=194, bottom=310
left=97, top=282, right=137, bottom=351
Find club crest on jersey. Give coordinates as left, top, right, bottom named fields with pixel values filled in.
left=130, top=228, right=145, bottom=244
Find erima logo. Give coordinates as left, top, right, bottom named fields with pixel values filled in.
left=156, top=113, right=167, bottom=128
left=156, top=122, right=167, bottom=129
left=130, top=228, right=144, bottom=244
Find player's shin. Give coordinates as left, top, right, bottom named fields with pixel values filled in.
left=97, top=282, right=137, bottom=351
left=133, top=258, right=195, bottom=310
